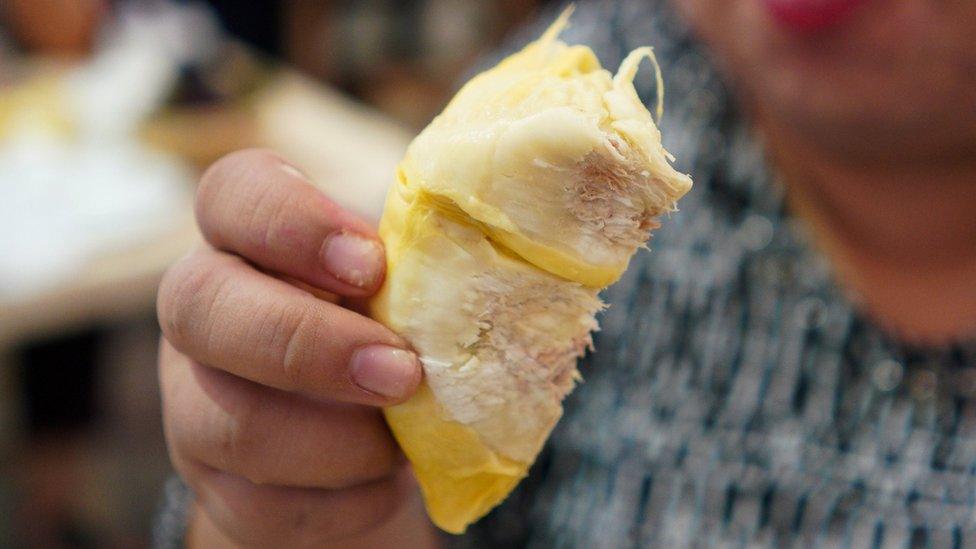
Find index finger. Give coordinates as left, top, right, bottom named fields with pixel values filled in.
left=196, top=149, right=386, bottom=297
left=158, top=248, right=421, bottom=405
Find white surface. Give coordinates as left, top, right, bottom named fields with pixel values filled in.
left=0, top=133, right=192, bottom=299
left=0, top=3, right=202, bottom=301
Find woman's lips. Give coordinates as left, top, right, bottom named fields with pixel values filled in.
left=761, top=0, right=870, bottom=33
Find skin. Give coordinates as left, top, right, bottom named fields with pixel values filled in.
left=158, top=2, right=976, bottom=545
left=158, top=150, right=435, bottom=547
left=677, top=0, right=976, bottom=341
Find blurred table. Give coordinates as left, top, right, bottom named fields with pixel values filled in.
left=0, top=70, right=410, bottom=348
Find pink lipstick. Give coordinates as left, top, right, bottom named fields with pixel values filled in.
left=761, top=0, right=870, bottom=33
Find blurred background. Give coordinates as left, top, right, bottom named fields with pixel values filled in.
left=0, top=1, right=550, bottom=546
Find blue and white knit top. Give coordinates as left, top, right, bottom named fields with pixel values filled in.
left=452, top=1, right=976, bottom=547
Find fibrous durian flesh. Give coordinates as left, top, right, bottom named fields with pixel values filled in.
left=368, top=9, right=692, bottom=534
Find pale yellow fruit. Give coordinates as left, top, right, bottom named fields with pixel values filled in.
left=369, top=8, right=691, bottom=534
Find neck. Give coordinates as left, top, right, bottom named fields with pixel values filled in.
left=755, top=114, right=976, bottom=344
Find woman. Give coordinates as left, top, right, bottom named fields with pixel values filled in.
left=155, top=0, right=976, bottom=546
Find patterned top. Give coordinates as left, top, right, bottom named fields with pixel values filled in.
left=155, top=1, right=976, bottom=547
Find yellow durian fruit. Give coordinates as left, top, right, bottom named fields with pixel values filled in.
left=369, top=8, right=691, bottom=534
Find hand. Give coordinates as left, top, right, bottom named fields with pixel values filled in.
left=157, top=150, right=429, bottom=547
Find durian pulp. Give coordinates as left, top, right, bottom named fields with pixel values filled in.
left=398, top=12, right=691, bottom=288
left=369, top=8, right=692, bottom=534
left=371, top=185, right=603, bottom=533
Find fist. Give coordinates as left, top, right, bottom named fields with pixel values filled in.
left=157, top=150, right=428, bottom=547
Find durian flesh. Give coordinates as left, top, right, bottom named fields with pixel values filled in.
left=368, top=9, right=691, bottom=534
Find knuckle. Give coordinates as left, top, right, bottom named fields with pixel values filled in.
left=294, top=481, right=404, bottom=545
left=246, top=174, right=296, bottom=253
left=157, top=256, right=205, bottom=345
left=329, top=478, right=405, bottom=541
left=196, top=155, right=239, bottom=233
left=160, top=364, right=212, bottom=467
left=365, top=481, right=401, bottom=521
left=167, top=446, right=206, bottom=493
left=217, top=482, right=281, bottom=536
left=360, top=442, right=400, bottom=484
left=219, top=403, right=270, bottom=485
left=278, top=305, right=321, bottom=390
left=199, top=149, right=281, bottom=199
left=166, top=359, right=277, bottom=486
left=197, top=148, right=283, bottom=241
left=218, top=485, right=313, bottom=545
left=157, top=253, right=237, bottom=354
left=209, top=474, right=408, bottom=546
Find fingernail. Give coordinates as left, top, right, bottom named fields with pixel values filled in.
left=350, top=345, right=419, bottom=399
left=321, top=231, right=384, bottom=288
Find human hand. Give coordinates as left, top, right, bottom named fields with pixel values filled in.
left=157, top=149, right=429, bottom=547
